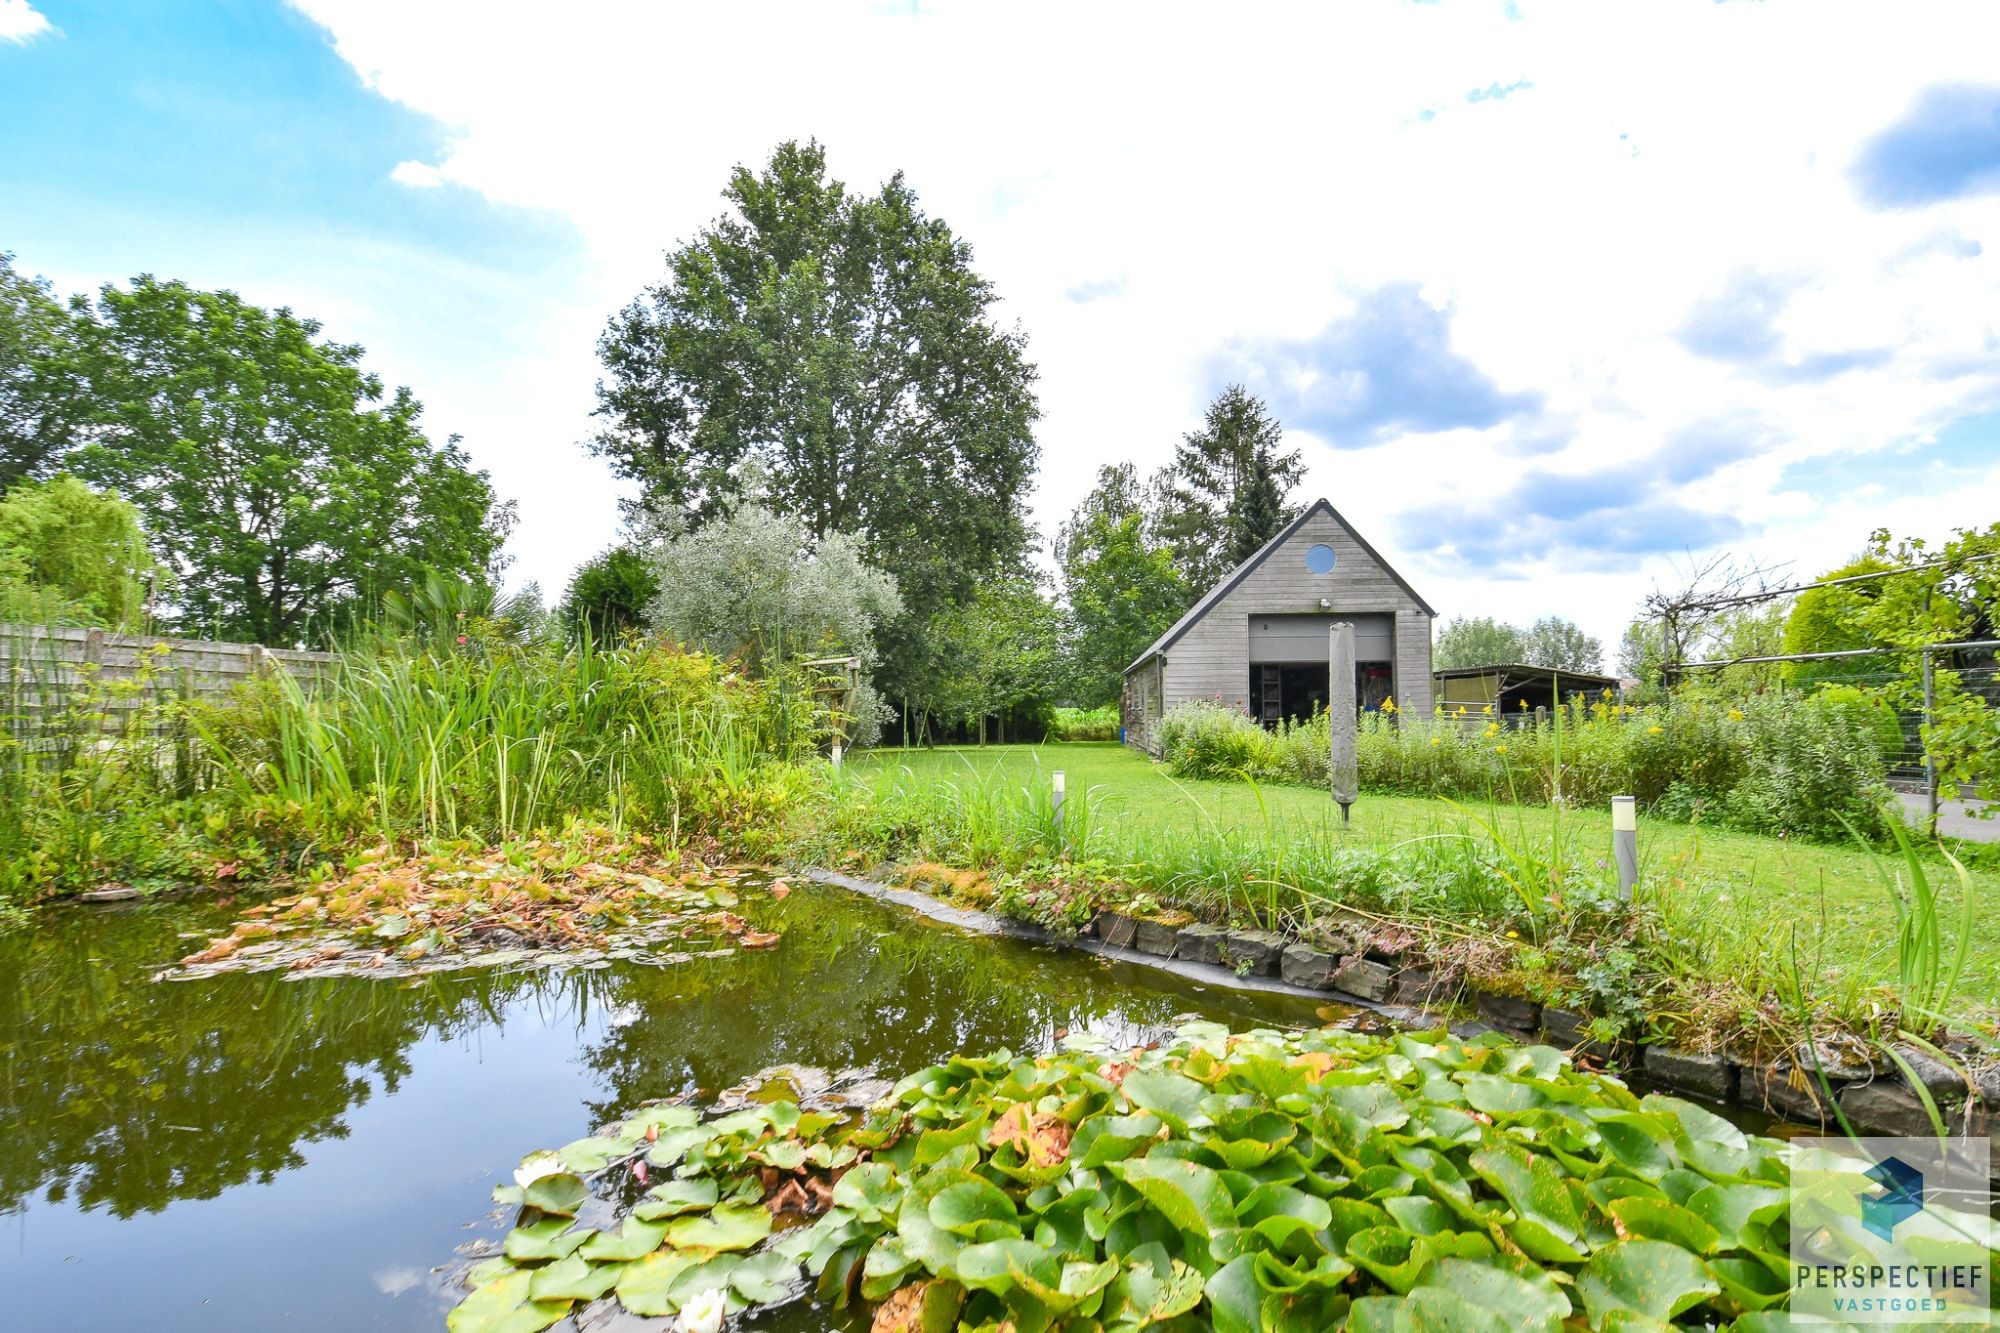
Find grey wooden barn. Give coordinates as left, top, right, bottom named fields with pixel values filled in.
left=1120, top=499, right=1435, bottom=751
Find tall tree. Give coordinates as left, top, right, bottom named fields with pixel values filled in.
left=1157, top=385, right=1303, bottom=589
left=1521, top=616, right=1605, bottom=673
left=63, top=277, right=511, bottom=645
left=1433, top=615, right=1526, bottom=669
left=1056, top=463, right=1189, bottom=707
left=591, top=140, right=1040, bottom=699
left=0, top=252, right=84, bottom=493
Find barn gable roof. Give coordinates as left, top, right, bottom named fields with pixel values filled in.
left=1123, top=498, right=1435, bottom=676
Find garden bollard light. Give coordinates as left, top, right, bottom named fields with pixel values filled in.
left=1053, top=770, right=1067, bottom=847
left=831, top=741, right=842, bottom=772
left=1612, top=795, right=1637, bottom=901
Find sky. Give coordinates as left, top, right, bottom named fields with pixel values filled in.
left=4, top=0, right=2000, bottom=663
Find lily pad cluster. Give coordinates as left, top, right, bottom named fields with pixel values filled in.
left=159, top=838, right=786, bottom=981
left=449, top=1021, right=1911, bottom=1332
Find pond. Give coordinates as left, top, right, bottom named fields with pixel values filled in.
left=0, top=881, right=1336, bottom=1330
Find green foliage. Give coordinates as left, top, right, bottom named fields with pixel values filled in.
left=1049, top=706, right=1119, bottom=742
left=1857, top=522, right=2000, bottom=814
left=1615, top=619, right=1664, bottom=687
left=1156, top=700, right=1278, bottom=781
left=1781, top=557, right=1894, bottom=686
left=559, top=546, right=658, bottom=643
left=1056, top=464, right=1188, bottom=708
left=1521, top=616, right=1604, bottom=673
left=922, top=574, right=1064, bottom=742
left=0, top=251, right=84, bottom=491
left=0, top=626, right=836, bottom=907
left=1153, top=691, right=1896, bottom=843
left=591, top=140, right=1039, bottom=704
left=461, top=1022, right=1833, bottom=1331
left=0, top=474, right=161, bottom=628
left=641, top=488, right=900, bottom=674
left=1437, top=616, right=1602, bottom=673
left=47, top=275, right=511, bottom=645
left=1155, top=384, right=1303, bottom=588
left=1433, top=616, right=1525, bottom=670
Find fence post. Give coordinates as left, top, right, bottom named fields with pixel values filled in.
left=1328, top=623, right=1357, bottom=824
left=1052, top=769, right=1067, bottom=849
left=1921, top=645, right=1938, bottom=836
left=1612, top=796, right=1638, bottom=902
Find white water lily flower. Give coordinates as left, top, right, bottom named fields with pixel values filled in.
left=680, top=1286, right=728, bottom=1333
left=512, top=1149, right=564, bottom=1190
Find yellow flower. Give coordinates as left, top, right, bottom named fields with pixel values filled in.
left=1518, top=697, right=1528, bottom=710
left=1505, top=930, right=1520, bottom=940
left=1481, top=703, right=1494, bottom=715
left=1429, top=737, right=1441, bottom=747
left=1647, top=725, right=1664, bottom=735
left=1495, top=744, right=1509, bottom=755
left=1728, top=708, right=1744, bottom=722
left=1454, top=705, right=1467, bottom=717
left=1382, top=696, right=1397, bottom=714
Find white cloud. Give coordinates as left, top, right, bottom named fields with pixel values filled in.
left=0, top=0, right=52, bottom=44
left=285, top=0, right=2000, bottom=656
left=388, top=159, right=446, bottom=188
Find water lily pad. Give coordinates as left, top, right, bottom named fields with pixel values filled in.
left=1578, top=1238, right=1721, bottom=1323
left=729, top=1246, right=803, bottom=1303
left=833, top=1160, right=902, bottom=1223
left=447, top=1269, right=570, bottom=1333
left=1109, top=1156, right=1236, bottom=1239
left=1607, top=1196, right=1722, bottom=1255
left=578, top=1215, right=668, bottom=1261
left=633, top=1177, right=719, bottom=1220
left=668, top=1201, right=773, bottom=1252
left=504, top=1217, right=588, bottom=1262
left=521, top=1171, right=587, bottom=1216
left=1120, top=1068, right=1209, bottom=1131
left=527, top=1253, right=623, bottom=1303
left=613, top=1250, right=699, bottom=1316
left=556, top=1133, right=636, bottom=1173
left=928, top=1175, right=1019, bottom=1238
left=1412, top=1256, right=1569, bottom=1331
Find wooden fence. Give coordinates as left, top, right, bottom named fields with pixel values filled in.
left=0, top=624, right=336, bottom=738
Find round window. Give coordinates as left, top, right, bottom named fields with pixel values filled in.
left=1305, top=543, right=1337, bottom=574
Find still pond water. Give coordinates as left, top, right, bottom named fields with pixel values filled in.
left=0, top=883, right=1332, bottom=1329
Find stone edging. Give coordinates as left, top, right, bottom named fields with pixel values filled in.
left=803, top=869, right=2000, bottom=1179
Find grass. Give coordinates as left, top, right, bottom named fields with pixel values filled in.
left=850, top=741, right=2000, bottom=1001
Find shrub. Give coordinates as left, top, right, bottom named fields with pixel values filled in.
left=1157, top=690, right=1897, bottom=845
left=1049, top=704, right=1118, bottom=741
left=1155, top=700, right=1277, bottom=779
left=1721, top=692, right=1895, bottom=841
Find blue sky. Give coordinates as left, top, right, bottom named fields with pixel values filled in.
left=5, top=0, right=2000, bottom=655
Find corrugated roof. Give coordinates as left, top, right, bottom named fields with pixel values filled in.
left=1123, top=499, right=1435, bottom=675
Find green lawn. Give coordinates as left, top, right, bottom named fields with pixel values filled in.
left=853, top=742, right=2000, bottom=1003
